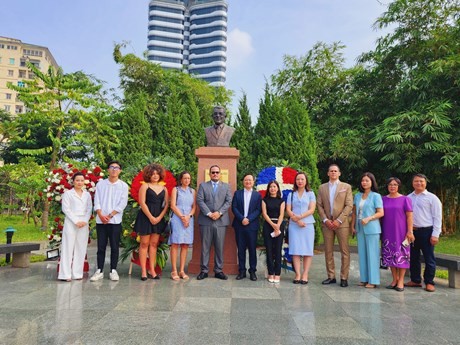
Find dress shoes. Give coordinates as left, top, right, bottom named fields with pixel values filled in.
left=425, top=284, right=436, bottom=292
left=197, top=272, right=208, bottom=280
left=215, top=272, right=228, bottom=280
left=236, top=272, right=246, bottom=280
left=340, top=279, right=348, bottom=287
left=404, top=281, right=422, bottom=287
left=249, top=272, right=257, bottom=281
left=321, top=278, right=337, bottom=285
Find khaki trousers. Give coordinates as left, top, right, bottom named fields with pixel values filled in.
left=322, top=225, right=350, bottom=280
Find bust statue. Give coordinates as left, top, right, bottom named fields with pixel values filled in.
left=204, top=106, right=235, bottom=147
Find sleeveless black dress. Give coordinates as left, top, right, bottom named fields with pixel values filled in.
left=134, top=188, right=167, bottom=235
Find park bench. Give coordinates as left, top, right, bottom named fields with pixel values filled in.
left=421, top=253, right=460, bottom=289
left=0, top=243, right=40, bottom=268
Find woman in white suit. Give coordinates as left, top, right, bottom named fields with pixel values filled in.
left=58, top=172, right=93, bottom=281
left=351, top=172, right=384, bottom=288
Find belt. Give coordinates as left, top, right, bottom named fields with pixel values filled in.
left=413, top=226, right=433, bottom=231
left=270, top=218, right=278, bottom=221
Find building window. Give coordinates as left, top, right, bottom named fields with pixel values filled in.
left=191, top=46, right=226, bottom=55
left=149, top=25, right=183, bottom=34
left=19, top=70, right=26, bottom=78
left=9, top=58, right=15, bottom=65
left=7, top=70, right=14, bottom=77
left=149, top=55, right=182, bottom=64
left=191, top=6, right=226, bottom=16
left=4, top=105, right=11, bottom=112
left=23, top=49, right=43, bottom=57
left=149, top=15, right=183, bottom=24
left=6, top=93, right=12, bottom=100
left=15, top=105, right=23, bottom=114
left=191, top=26, right=226, bottom=35
left=148, top=45, right=182, bottom=54
left=29, top=59, right=40, bottom=69
left=191, top=56, right=226, bottom=65
left=191, top=16, right=226, bottom=25
left=148, top=35, right=182, bottom=44
left=7, top=45, right=18, bottom=50
left=28, top=72, right=35, bottom=79
left=192, top=36, right=226, bottom=45
left=17, top=81, right=25, bottom=87
left=0, top=44, right=4, bottom=49
left=149, top=5, right=183, bottom=15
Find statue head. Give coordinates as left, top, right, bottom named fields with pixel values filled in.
left=212, top=106, right=226, bottom=126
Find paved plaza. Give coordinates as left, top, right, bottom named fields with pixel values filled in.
left=0, top=244, right=459, bottom=345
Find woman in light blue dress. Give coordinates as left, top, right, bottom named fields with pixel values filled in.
left=351, top=172, right=384, bottom=288
left=286, top=172, right=316, bottom=285
left=169, top=171, right=196, bottom=280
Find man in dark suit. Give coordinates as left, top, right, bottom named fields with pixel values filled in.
left=204, top=106, right=235, bottom=147
left=232, top=174, right=262, bottom=281
left=317, top=164, right=353, bottom=287
left=196, top=165, right=233, bottom=280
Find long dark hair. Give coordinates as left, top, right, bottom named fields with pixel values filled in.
left=264, top=180, right=281, bottom=199
left=177, top=171, right=192, bottom=187
left=358, top=172, right=378, bottom=193
left=293, top=172, right=311, bottom=192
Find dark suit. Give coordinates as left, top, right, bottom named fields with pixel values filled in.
left=197, top=180, right=233, bottom=273
left=231, top=190, right=262, bottom=273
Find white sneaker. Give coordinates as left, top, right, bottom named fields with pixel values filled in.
left=90, top=269, right=104, bottom=282
left=109, top=269, right=119, bottom=281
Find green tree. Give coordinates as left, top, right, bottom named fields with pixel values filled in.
left=232, top=92, right=255, bottom=184
left=7, top=63, right=120, bottom=228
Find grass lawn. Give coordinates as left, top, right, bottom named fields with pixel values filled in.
left=0, top=215, right=47, bottom=244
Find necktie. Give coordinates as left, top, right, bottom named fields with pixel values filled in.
left=213, top=183, right=218, bottom=194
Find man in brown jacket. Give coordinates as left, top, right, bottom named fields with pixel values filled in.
left=317, top=164, right=353, bottom=287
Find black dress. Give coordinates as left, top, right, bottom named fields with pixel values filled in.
left=263, top=197, right=285, bottom=275
left=134, top=188, right=166, bottom=235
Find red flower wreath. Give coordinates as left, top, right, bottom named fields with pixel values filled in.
left=130, top=169, right=177, bottom=202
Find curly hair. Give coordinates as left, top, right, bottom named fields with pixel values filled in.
left=143, top=163, right=165, bottom=183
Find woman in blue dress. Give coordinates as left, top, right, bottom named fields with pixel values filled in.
left=169, top=171, right=196, bottom=280
left=351, top=172, right=384, bottom=288
left=286, top=172, right=316, bottom=285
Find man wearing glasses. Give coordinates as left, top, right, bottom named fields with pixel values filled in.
left=90, top=161, right=128, bottom=282
left=196, top=165, right=233, bottom=280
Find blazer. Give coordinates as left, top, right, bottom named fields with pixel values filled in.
left=205, top=125, right=235, bottom=147
left=317, top=181, right=353, bottom=228
left=197, top=180, right=233, bottom=226
left=231, top=189, right=262, bottom=231
left=353, top=192, right=383, bottom=235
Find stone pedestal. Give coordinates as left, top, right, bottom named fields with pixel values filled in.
left=188, top=147, right=239, bottom=275
left=12, top=252, right=31, bottom=268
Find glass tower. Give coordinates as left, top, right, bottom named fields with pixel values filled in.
left=147, top=0, right=227, bottom=86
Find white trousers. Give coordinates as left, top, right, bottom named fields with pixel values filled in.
left=58, top=219, right=89, bottom=280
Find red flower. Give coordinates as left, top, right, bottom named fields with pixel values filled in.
left=48, top=197, right=52, bottom=201
left=93, top=166, right=102, bottom=174
left=130, top=231, right=137, bottom=239
left=130, top=169, right=177, bottom=203
left=81, top=169, right=88, bottom=175
left=38, top=192, right=43, bottom=197
left=54, top=217, right=61, bottom=222
left=52, top=229, right=57, bottom=234
left=282, top=167, right=298, bottom=184
left=57, top=224, right=64, bottom=230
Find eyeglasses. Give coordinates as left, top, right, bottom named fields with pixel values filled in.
left=210, top=171, right=220, bottom=175
left=109, top=166, right=121, bottom=171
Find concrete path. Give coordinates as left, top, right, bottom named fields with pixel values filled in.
left=0, top=243, right=458, bottom=345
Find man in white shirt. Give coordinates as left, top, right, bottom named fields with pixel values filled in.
left=405, top=173, right=442, bottom=292
left=90, top=161, right=129, bottom=282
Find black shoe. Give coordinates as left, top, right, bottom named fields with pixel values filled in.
left=293, top=279, right=301, bottom=284
left=215, top=272, right=228, bottom=280
left=321, top=278, right=337, bottom=285
left=394, top=286, right=404, bottom=292
left=197, top=272, right=208, bottom=280
left=236, top=272, right=246, bottom=280
left=340, top=279, right=348, bottom=287
left=300, top=280, right=308, bottom=285
left=249, top=272, right=257, bottom=281
left=141, top=276, right=147, bottom=281
left=148, top=272, right=160, bottom=280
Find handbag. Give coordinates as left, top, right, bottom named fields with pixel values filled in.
left=164, top=187, right=179, bottom=236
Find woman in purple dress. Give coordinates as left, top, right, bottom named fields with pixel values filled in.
left=381, top=177, right=414, bottom=292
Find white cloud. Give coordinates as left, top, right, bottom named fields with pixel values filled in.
left=226, top=28, right=255, bottom=68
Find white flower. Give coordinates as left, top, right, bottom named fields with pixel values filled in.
left=100, top=173, right=104, bottom=177
left=55, top=186, right=61, bottom=190
left=47, top=192, right=52, bottom=198
left=55, top=195, right=62, bottom=201
left=53, top=178, right=60, bottom=184
left=84, top=179, right=90, bottom=184
left=88, top=170, right=92, bottom=174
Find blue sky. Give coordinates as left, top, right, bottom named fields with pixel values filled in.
left=1, top=0, right=388, bottom=121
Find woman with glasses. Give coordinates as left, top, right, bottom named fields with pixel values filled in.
left=381, top=177, right=414, bottom=291
left=134, top=163, right=169, bottom=280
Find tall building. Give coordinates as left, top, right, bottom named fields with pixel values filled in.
left=147, top=0, right=227, bottom=86
left=0, top=36, right=59, bottom=116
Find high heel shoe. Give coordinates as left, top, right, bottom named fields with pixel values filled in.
left=141, top=276, right=147, bottom=281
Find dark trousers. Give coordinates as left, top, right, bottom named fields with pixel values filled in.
left=235, top=228, right=258, bottom=273
left=263, top=223, right=284, bottom=275
left=96, top=223, right=121, bottom=272
left=410, top=227, right=436, bottom=285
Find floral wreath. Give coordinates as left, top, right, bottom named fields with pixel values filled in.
left=130, top=169, right=177, bottom=203
left=256, top=166, right=298, bottom=266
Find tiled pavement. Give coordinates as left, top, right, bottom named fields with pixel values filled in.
left=0, top=243, right=459, bottom=345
